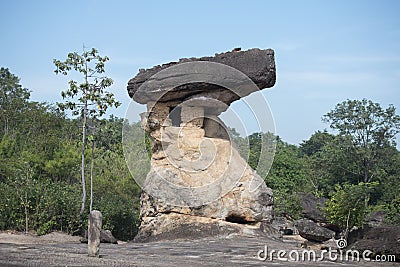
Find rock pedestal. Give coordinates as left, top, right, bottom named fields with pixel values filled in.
left=127, top=48, right=277, bottom=242
left=88, top=210, right=102, bottom=257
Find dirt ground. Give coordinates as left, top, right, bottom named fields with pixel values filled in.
left=0, top=231, right=398, bottom=267
left=0, top=231, right=81, bottom=245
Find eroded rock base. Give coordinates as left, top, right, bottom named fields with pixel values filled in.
left=134, top=213, right=279, bottom=242
left=135, top=126, right=274, bottom=242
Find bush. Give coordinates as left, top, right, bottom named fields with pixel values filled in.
left=0, top=176, right=81, bottom=235
left=273, top=190, right=303, bottom=219
left=93, top=192, right=139, bottom=241
left=385, top=196, right=400, bottom=225
left=324, top=182, right=378, bottom=233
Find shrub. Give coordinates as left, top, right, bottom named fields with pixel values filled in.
left=324, top=182, right=378, bottom=234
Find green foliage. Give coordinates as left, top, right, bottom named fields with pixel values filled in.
left=317, top=99, right=400, bottom=230
left=0, top=67, right=30, bottom=137
left=33, top=179, right=82, bottom=235
left=54, top=48, right=120, bottom=118
left=0, top=67, right=141, bottom=239
left=323, top=99, right=400, bottom=147
left=94, top=193, right=139, bottom=240
left=0, top=174, right=82, bottom=235
left=323, top=99, right=400, bottom=184
left=273, top=191, right=303, bottom=220
left=324, top=182, right=378, bottom=232
left=385, top=196, right=400, bottom=225
left=306, top=135, right=359, bottom=196
left=0, top=113, right=142, bottom=239
left=44, top=141, right=80, bottom=182
left=247, top=132, right=263, bottom=170
left=0, top=134, right=19, bottom=181
left=1, top=69, right=400, bottom=240
left=54, top=47, right=121, bottom=214
left=95, top=115, right=125, bottom=150
left=264, top=139, right=309, bottom=218
left=90, top=121, right=142, bottom=240
left=300, top=130, right=335, bottom=157
left=368, top=146, right=400, bottom=205
left=266, top=140, right=309, bottom=192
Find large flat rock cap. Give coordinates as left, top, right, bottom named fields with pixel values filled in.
left=127, top=48, right=276, bottom=104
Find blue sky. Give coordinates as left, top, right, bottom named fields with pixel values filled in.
left=1, top=0, right=399, bottom=146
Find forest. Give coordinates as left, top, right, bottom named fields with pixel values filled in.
left=1, top=66, right=399, bottom=241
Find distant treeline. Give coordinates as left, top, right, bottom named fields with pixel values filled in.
left=1, top=67, right=399, bottom=240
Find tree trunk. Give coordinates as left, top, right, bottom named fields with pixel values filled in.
left=24, top=166, right=29, bottom=234
left=363, top=158, right=370, bottom=207
left=363, top=158, right=369, bottom=183
left=80, top=106, right=87, bottom=214
left=25, top=190, right=28, bottom=234
left=4, top=117, right=8, bottom=135
left=89, top=137, right=95, bottom=212
left=80, top=58, right=89, bottom=215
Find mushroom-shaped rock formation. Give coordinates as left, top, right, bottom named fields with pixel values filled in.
left=127, top=48, right=277, bottom=242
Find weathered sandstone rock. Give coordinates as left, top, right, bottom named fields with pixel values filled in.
left=127, top=48, right=276, bottom=242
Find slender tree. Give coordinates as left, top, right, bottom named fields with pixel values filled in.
left=54, top=47, right=120, bottom=214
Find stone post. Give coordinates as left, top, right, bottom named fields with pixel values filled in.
left=88, top=210, right=102, bottom=257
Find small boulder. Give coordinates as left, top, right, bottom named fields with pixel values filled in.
left=295, top=219, right=335, bottom=242
left=271, top=217, right=297, bottom=235
left=81, top=229, right=118, bottom=244
left=101, top=230, right=118, bottom=244
left=298, top=193, right=328, bottom=223
left=350, top=225, right=400, bottom=262
left=365, top=211, right=386, bottom=227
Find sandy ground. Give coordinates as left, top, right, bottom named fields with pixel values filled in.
left=0, top=232, right=398, bottom=267
left=0, top=231, right=81, bottom=245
